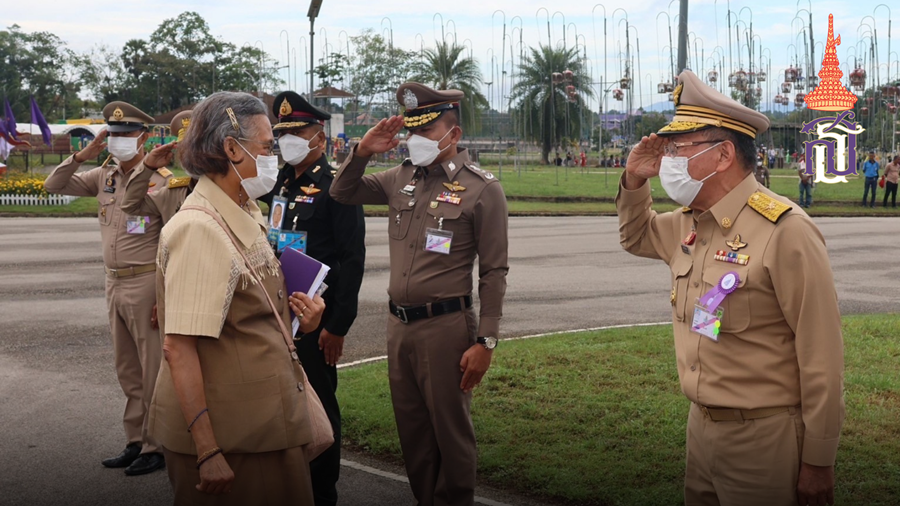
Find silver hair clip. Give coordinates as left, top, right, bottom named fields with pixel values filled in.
left=225, top=107, right=240, bottom=132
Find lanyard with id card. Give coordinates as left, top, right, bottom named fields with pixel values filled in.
left=424, top=216, right=452, bottom=255
left=126, top=216, right=150, bottom=234
left=691, top=271, right=740, bottom=342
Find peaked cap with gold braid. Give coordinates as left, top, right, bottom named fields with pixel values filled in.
left=272, top=90, right=330, bottom=131
left=396, top=82, right=464, bottom=130
left=658, top=70, right=770, bottom=139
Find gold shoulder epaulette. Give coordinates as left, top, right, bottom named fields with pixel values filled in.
left=748, top=192, right=792, bottom=223
left=168, top=177, right=191, bottom=189
left=681, top=206, right=692, bottom=213
left=157, top=168, right=173, bottom=178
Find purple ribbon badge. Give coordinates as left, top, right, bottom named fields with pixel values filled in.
left=700, top=271, right=740, bottom=311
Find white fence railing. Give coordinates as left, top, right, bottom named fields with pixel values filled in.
left=0, top=194, right=80, bottom=206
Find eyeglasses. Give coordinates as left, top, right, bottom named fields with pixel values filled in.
left=664, top=139, right=726, bottom=158
left=238, top=137, right=275, bottom=156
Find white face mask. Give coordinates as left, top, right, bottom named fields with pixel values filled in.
left=108, top=136, right=142, bottom=162
left=233, top=141, right=279, bottom=200
left=279, top=133, right=319, bottom=166
left=658, top=142, right=723, bottom=207
left=407, top=128, right=455, bottom=167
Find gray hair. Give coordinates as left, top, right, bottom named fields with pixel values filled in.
left=178, top=91, right=269, bottom=177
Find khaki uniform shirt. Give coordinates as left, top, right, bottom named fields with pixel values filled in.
left=44, top=156, right=171, bottom=269
left=120, top=162, right=192, bottom=224
left=616, top=172, right=845, bottom=467
left=148, top=176, right=312, bottom=454
left=330, top=147, right=509, bottom=338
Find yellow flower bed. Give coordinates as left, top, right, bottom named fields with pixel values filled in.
left=0, top=174, right=50, bottom=197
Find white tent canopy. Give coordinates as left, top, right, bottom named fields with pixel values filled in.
left=14, top=123, right=107, bottom=137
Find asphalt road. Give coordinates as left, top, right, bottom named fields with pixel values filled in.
left=0, top=216, right=897, bottom=506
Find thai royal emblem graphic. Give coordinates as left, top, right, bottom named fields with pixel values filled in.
left=800, top=14, right=864, bottom=184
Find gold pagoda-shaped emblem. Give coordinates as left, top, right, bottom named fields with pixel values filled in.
left=804, top=14, right=858, bottom=111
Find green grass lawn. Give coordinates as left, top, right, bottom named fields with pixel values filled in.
left=364, top=163, right=886, bottom=203
left=4, top=164, right=896, bottom=217
left=339, top=314, right=900, bottom=506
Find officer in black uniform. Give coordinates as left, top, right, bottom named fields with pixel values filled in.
left=260, top=91, right=366, bottom=506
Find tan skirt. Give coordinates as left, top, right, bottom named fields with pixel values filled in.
left=164, top=446, right=313, bottom=506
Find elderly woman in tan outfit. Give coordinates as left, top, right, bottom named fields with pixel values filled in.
left=147, top=91, right=325, bottom=504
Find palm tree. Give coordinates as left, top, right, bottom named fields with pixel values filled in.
left=510, top=44, right=593, bottom=164
left=411, top=41, right=489, bottom=134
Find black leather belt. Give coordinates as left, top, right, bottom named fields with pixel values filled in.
left=389, top=296, right=473, bottom=324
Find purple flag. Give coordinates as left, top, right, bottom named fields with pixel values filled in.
left=30, top=96, right=52, bottom=146
left=3, top=99, right=17, bottom=139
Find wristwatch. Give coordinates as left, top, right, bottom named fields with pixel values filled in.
left=477, top=336, right=498, bottom=350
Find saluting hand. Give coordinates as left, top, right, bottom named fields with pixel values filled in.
left=355, top=116, right=403, bottom=158
left=144, top=141, right=178, bottom=170
left=459, top=345, right=493, bottom=394
left=74, top=130, right=108, bottom=163
left=624, top=133, right=667, bottom=189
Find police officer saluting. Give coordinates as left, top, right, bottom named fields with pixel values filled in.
left=617, top=70, right=844, bottom=506
left=260, top=91, right=366, bottom=506
left=120, top=110, right=194, bottom=224
left=44, top=101, right=171, bottom=475
left=330, top=83, right=509, bottom=506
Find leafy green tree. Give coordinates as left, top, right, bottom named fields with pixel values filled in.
left=0, top=24, right=81, bottom=122
left=410, top=41, right=489, bottom=134
left=347, top=29, right=415, bottom=120
left=510, top=44, right=593, bottom=164
left=76, top=12, right=281, bottom=114
left=314, top=53, right=350, bottom=89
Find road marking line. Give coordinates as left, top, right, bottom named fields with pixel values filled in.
left=337, top=321, right=671, bottom=370
left=340, top=459, right=514, bottom=506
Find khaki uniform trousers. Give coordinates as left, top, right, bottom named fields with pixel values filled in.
left=163, top=447, right=314, bottom=505
left=106, top=270, right=162, bottom=454
left=685, top=403, right=805, bottom=506
left=387, top=307, right=478, bottom=506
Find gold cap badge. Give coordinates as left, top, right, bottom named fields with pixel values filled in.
left=403, top=89, right=418, bottom=110
left=279, top=98, right=292, bottom=117
left=112, top=107, right=124, bottom=120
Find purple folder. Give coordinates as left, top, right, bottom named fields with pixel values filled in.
left=280, top=247, right=330, bottom=298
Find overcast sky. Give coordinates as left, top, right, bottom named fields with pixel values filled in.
left=7, top=0, right=897, bottom=111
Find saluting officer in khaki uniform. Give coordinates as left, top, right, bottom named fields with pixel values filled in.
left=44, top=101, right=171, bottom=476
left=616, top=70, right=844, bottom=506
left=331, top=83, right=509, bottom=506
left=120, top=111, right=195, bottom=224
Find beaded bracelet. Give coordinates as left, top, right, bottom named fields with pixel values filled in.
left=196, top=447, right=223, bottom=469
left=187, top=408, right=209, bottom=433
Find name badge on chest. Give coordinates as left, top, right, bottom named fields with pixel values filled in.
left=103, top=174, right=116, bottom=193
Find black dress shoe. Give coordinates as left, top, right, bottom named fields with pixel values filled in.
left=125, top=452, right=166, bottom=476
left=102, top=443, right=141, bottom=468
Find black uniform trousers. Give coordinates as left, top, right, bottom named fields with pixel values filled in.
left=296, top=302, right=341, bottom=506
